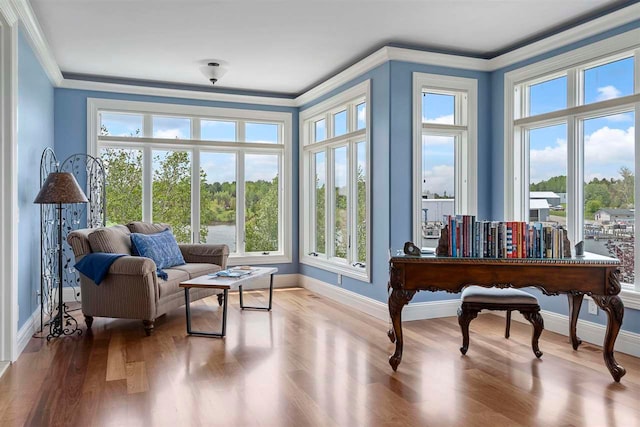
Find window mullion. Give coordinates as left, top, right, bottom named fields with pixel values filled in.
left=635, top=102, right=640, bottom=291
left=327, top=148, right=336, bottom=260
left=349, top=141, right=358, bottom=264
left=567, top=115, right=582, bottom=247
left=142, top=146, right=153, bottom=223
left=568, top=67, right=579, bottom=108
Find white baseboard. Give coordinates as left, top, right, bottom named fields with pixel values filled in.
left=16, top=307, right=40, bottom=357
left=0, top=361, right=9, bottom=378
left=299, top=275, right=460, bottom=321
left=499, top=309, right=640, bottom=358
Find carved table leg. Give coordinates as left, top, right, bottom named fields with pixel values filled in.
left=388, top=288, right=416, bottom=371
left=457, top=306, right=479, bottom=355
left=522, top=310, right=544, bottom=358
left=567, top=294, right=584, bottom=350
left=591, top=294, right=626, bottom=382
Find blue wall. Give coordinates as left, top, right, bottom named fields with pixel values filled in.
left=54, top=88, right=299, bottom=275
left=17, top=28, right=54, bottom=328
left=489, top=20, right=640, bottom=334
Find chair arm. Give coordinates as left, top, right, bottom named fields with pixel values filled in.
left=79, top=256, right=159, bottom=321
left=108, top=256, right=156, bottom=276
left=178, top=244, right=229, bottom=268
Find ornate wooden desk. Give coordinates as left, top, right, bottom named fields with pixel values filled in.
left=387, top=253, right=626, bottom=382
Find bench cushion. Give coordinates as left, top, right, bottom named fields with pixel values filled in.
left=461, top=286, right=538, bottom=305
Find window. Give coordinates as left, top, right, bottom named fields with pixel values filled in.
left=505, top=38, right=640, bottom=291
left=413, top=73, right=478, bottom=249
left=300, top=81, right=370, bottom=280
left=90, top=99, right=292, bottom=264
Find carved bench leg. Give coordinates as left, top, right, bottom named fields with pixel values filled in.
left=84, top=315, right=94, bottom=330
left=217, top=293, right=224, bottom=307
left=143, top=320, right=155, bottom=336
left=522, top=308, right=544, bottom=358
left=458, top=305, right=479, bottom=355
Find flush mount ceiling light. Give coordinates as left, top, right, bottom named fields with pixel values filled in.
left=201, top=61, right=228, bottom=85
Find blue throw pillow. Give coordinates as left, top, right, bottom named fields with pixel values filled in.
left=130, top=229, right=185, bottom=279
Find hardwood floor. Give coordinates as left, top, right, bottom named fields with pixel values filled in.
left=1, top=288, right=639, bottom=426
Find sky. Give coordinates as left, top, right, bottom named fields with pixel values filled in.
left=422, top=56, right=636, bottom=198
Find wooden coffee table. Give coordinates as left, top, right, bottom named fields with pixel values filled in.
left=179, top=267, right=278, bottom=338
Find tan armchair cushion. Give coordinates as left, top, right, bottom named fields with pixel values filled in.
left=88, top=225, right=132, bottom=254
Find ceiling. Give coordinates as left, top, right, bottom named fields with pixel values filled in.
left=31, top=0, right=632, bottom=96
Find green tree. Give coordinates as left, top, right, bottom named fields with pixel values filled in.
left=356, top=164, right=367, bottom=263
left=315, top=178, right=326, bottom=254
left=152, top=151, right=193, bottom=242
left=102, top=148, right=143, bottom=226
left=245, top=177, right=279, bottom=252
left=530, top=175, right=567, bottom=193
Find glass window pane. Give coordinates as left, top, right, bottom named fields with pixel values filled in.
left=100, top=147, right=143, bottom=225
left=315, top=119, right=326, bottom=142
left=333, top=146, right=348, bottom=259
left=583, top=57, right=634, bottom=105
left=245, top=154, right=279, bottom=252
left=528, top=124, right=567, bottom=224
left=201, top=120, right=236, bottom=142
left=333, top=110, right=347, bottom=137
left=152, top=150, right=192, bottom=242
left=356, top=142, right=367, bottom=264
left=529, top=76, right=567, bottom=116
left=421, top=134, right=455, bottom=248
left=583, top=112, right=635, bottom=284
left=200, top=152, right=237, bottom=252
left=100, top=113, right=143, bottom=137
left=245, top=122, right=278, bottom=143
left=356, top=102, right=366, bottom=130
left=422, top=92, right=454, bottom=124
left=314, top=152, right=326, bottom=254
left=153, top=116, right=191, bottom=139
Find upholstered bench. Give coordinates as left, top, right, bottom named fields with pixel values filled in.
left=458, top=286, right=544, bottom=358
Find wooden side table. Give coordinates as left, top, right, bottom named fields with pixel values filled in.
left=179, top=267, right=278, bottom=338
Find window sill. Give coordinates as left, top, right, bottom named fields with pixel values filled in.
left=227, top=254, right=291, bottom=266
left=300, top=256, right=370, bottom=283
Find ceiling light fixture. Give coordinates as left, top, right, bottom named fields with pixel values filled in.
left=203, top=61, right=228, bottom=85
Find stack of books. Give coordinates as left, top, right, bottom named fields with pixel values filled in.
left=441, top=215, right=569, bottom=259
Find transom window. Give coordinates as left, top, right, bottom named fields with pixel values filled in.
left=300, top=81, right=370, bottom=281
left=413, top=73, right=478, bottom=250
left=89, top=99, right=292, bottom=265
left=506, top=38, right=640, bottom=291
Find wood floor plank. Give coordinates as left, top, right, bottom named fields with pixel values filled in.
left=1, top=288, right=639, bottom=426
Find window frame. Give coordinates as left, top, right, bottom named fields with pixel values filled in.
left=88, top=98, right=292, bottom=265
left=412, top=72, right=478, bottom=247
left=504, top=29, right=640, bottom=296
left=299, top=80, right=371, bottom=281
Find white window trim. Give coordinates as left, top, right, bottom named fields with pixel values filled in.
left=87, top=98, right=292, bottom=265
left=504, top=29, right=640, bottom=297
left=299, top=80, right=371, bottom=281
left=412, top=72, right=478, bottom=245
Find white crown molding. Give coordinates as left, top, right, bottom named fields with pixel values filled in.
left=9, top=0, right=62, bottom=85
left=295, top=47, right=390, bottom=107
left=60, top=78, right=297, bottom=107
left=0, top=0, right=18, bottom=25
left=387, top=46, right=490, bottom=71
left=489, top=2, right=640, bottom=70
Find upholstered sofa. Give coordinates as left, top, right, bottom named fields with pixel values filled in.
left=67, top=222, right=229, bottom=335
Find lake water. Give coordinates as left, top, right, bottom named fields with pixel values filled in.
left=206, top=224, right=236, bottom=252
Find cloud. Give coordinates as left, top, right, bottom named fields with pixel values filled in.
left=423, top=134, right=454, bottom=146
left=154, top=128, right=184, bottom=139
left=596, top=85, right=621, bottom=102
left=357, top=104, right=366, bottom=124
left=423, top=114, right=454, bottom=124
left=584, top=125, right=634, bottom=180
left=529, top=137, right=567, bottom=184
left=423, top=165, right=454, bottom=196
left=605, top=113, right=633, bottom=123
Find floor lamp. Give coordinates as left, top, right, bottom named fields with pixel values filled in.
left=34, top=172, right=88, bottom=340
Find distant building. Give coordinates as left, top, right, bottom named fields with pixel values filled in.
left=421, top=198, right=454, bottom=222
left=530, top=191, right=561, bottom=208
left=557, top=192, right=567, bottom=204
left=529, top=198, right=550, bottom=222
left=594, top=208, right=635, bottom=224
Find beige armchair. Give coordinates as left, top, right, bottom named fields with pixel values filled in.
left=67, top=222, right=229, bottom=335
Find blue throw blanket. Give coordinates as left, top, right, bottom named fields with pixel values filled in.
left=74, top=253, right=126, bottom=285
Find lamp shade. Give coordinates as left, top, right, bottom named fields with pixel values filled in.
left=34, top=172, right=89, bottom=204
